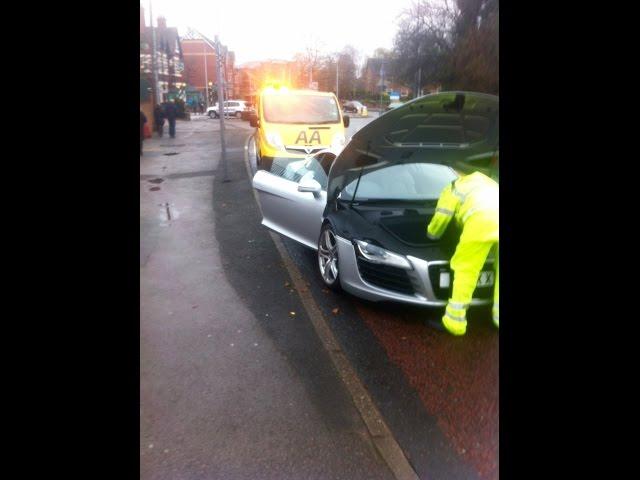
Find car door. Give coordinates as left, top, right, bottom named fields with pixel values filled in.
left=252, top=154, right=330, bottom=249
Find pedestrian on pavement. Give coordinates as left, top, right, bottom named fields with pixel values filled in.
left=140, top=110, right=147, bottom=156
left=153, top=104, right=165, bottom=138
left=426, top=171, right=499, bottom=336
left=164, top=99, right=177, bottom=138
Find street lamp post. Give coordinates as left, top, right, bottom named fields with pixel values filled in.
left=204, top=40, right=209, bottom=109
left=335, top=54, right=340, bottom=100
left=215, top=35, right=229, bottom=183
left=149, top=0, right=161, bottom=105
left=415, top=44, right=422, bottom=99
left=379, top=62, right=385, bottom=113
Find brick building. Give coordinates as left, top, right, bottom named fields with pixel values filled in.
left=139, top=7, right=185, bottom=105
left=181, top=28, right=236, bottom=108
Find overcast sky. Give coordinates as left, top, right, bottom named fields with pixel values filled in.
left=145, top=0, right=413, bottom=66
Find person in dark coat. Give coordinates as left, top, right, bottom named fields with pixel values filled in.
left=153, top=104, right=165, bottom=137
left=164, top=100, right=177, bottom=138
left=140, top=110, right=147, bottom=156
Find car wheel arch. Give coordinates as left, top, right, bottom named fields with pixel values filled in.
left=320, top=217, right=345, bottom=238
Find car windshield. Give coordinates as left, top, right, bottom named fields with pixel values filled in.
left=263, top=94, right=340, bottom=124
left=343, top=162, right=457, bottom=201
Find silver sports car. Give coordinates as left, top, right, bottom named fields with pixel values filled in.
left=252, top=91, right=499, bottom=306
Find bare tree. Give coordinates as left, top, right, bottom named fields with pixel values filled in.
left=393, top=0, right=458, bottom=88
left=392, top=0, right=498, bottom=93
left=301, top=35, right=326, bottom=86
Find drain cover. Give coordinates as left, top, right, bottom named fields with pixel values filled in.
left=163, top=152, right=180, bottom=156
left=148, top=178, right=164, bottom=184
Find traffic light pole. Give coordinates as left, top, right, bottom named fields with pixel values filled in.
left=215, top=35, right=229, bottom=183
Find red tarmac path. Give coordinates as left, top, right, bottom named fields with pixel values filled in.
left=355, top=304, right=499, bottom=480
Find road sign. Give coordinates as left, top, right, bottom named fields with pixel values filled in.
left=389, top=92, right=400, bottom=101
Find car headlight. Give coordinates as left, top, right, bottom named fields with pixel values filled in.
left=331, top=133, right=346, bottom=149
left=354, top=240, right=412, bottom=270
left=265, top=131, right=284, bottom=150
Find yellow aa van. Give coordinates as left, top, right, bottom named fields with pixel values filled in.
left=250, top=86, right=350, bottom=175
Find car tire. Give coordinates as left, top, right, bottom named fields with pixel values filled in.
left=317, top=223, right=342, bottom=291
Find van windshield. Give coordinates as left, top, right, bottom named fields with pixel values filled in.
left=263, top=94, right=340, bottom=124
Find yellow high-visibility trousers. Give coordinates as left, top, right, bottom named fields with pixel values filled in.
left=493, top=245, right=499, bottom=328
left=442, top=216, right=499, bottom=336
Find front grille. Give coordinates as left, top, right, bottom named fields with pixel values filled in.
left=285, top=147, right=326, bottom=155
left=357, top=257, right=415, bottom=295
left=428, top=262, right=494, bottom=301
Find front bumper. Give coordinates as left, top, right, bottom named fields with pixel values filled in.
left=335, top=235, right=494, bottom=307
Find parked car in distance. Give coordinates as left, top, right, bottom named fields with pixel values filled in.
left=343, top=101, right=367, bottom=116
left=207, top=100, right=248, bottom=118
left=240, top=103, right=256, bottom=121
left=386, top=101, right=404, bottom=111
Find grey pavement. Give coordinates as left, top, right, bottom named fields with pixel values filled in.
left=140, top=118, right=394, bottom=480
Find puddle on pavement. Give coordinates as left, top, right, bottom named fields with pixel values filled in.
left=149, top=187, right=161, bottom=191
left=156, top=202, right=179, bottom=223
left=148, top=178, right=164, bottom=184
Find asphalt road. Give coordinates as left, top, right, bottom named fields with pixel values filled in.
left=141, top=114, right=498, bottom=480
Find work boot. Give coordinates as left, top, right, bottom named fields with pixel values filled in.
left=441, top=303, right=468, bottom=336
left=442, top=313, right=467, bottom=336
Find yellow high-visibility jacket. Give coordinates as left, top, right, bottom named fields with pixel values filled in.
left=427, top=172, right=499, bottom=242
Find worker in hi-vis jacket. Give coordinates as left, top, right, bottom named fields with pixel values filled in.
left=427, top=171, right=499, bottom=336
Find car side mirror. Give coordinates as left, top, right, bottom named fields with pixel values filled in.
left=249, top=113, right=258, bottom=128
left=298, top=177, right=322, bottom=198
left=343, top=115, right=350, bottom=128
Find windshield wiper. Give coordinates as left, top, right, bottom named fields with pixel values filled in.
left=352, top=198, right=433, bottom=205
left=271, top=120, right=339, bottom=125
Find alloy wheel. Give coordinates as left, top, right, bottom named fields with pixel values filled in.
left=318, top=227, right=339, bottom=286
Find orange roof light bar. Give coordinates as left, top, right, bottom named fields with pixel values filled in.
left=260, top=81, right=291, bottom=93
